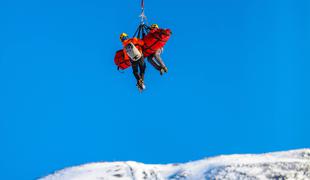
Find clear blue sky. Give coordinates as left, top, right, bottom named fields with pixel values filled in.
left=0, top=0, right=309, bottom=179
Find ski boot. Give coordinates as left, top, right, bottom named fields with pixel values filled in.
left=136, top=79, right=146, bottom=92
left=160, top=68, right=165, bottom=76
left=163, top=67, right=168, bottom=73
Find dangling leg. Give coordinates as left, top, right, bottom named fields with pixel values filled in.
left=138, top=57, right=146, bottom=81
left=147, top=55, right=161, bottom=71
left=154, top=48, right=168, bottom=73
left=131, top=60, right=141, bottom=83
left=147, top=55, right=165, bottom=75
left=135, top=57, right=146, bottom=90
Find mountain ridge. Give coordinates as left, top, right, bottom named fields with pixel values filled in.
left=39, top=149, right=310, bottom=180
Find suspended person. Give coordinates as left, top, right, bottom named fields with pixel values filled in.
left=120, top=33, right=146, bottom=90
left=143, top=24, right=172, bottom=75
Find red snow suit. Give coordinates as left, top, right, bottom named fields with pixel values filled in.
left=114, top=49, right=131, bottom=70
left=142, top=28, right=172, bottom=57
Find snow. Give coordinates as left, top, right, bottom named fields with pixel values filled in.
left=39, top=149, right=310, bottom=180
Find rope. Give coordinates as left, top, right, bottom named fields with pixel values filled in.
left=137, top=25, right=142, bottom=39
left=133, top=1, right=149, bottom=39
left=139, top=0, right=147, bottom=25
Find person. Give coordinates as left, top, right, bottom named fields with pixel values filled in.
left=120, top=33, right=146, bottom=90
left=146, top=24, right=169, bottom=75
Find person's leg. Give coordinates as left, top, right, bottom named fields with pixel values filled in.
left=138, top=57, right=146, bottom=81
left=154, top=49, right=166, bottom=69
left=147, top=55, right=161, bottom=71
left=131, top=60, right=141, bottom=82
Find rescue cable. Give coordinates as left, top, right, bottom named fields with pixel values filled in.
left=133, top=0, right=150, bottom=39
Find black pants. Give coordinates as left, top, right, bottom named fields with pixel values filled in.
left=131, top=57, right=146, bottom=82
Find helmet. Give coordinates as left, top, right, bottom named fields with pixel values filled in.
left=150, top=24, right=159, bottom=29
left=120, top=33, right=129, bottom=41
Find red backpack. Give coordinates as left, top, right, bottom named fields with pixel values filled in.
left=143, top=29, right=171, bottom=57
left=114, top=50, right=131, bottom=70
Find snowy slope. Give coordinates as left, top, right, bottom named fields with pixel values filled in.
left=39, top=149, right=310, bottom=180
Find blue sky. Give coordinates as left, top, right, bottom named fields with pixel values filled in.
left=0, top=0, right=309, bottom=179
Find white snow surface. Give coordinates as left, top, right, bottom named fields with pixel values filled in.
left=39, top=149, right=310, bottom=180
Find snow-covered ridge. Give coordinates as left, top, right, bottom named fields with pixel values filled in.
left=39, top=149, right=310, bottom=180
